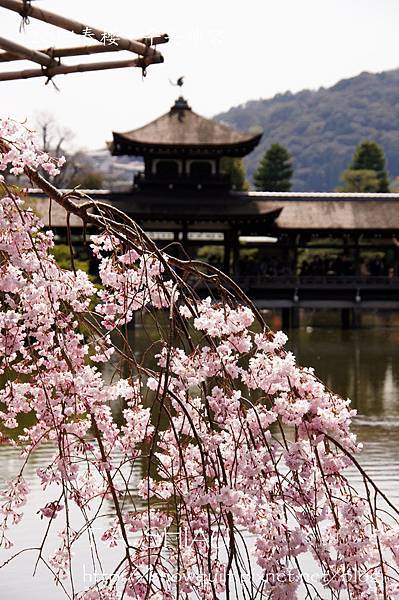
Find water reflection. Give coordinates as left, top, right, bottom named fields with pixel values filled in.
left=287, top=324, right=399, bottom=507
left=289, top=326, right=399, bottom=418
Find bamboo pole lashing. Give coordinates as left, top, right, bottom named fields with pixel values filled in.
left=0, top=55, right=162, bottom=82
left=0, top=36, right=58, bottom=67
left=0, top=0, right=164, bottom=60
left=0, top=34, right=169, bottom=64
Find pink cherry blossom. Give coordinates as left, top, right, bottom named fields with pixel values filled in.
left=0, top=117, right=398, bottom=599
left=38, top=502, right=64, bottom=519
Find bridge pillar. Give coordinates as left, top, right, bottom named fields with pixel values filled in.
left=282, top=308, right=290, bottom=331
left=282, top=307, right=300, bottom=330
left=341, top=308, right=351, bottom=330
left=232, top=232, right=240, bottom=278
left=341, top=308, right=362, bottom=329
left=291, top=307, right=300, bottom=329
left=351, top=308, right=362, bottom=329
left=223, top=242, right=231, bottom=275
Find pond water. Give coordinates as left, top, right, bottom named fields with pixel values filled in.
left=1, top=314, right=399, bottom=599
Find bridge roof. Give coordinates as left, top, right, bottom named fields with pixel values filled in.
left=243, top=192, right=399, bottom=231
left=24, top=191, right=399, bottom=233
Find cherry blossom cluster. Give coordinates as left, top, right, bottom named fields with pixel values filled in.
left=84, top=229, right=399, bottom=599
left=91, top=234, right=175, bottom=329
left=0, top=119, right=399, bottom=599
left=0, top=191, right=152, bottom=587
left=0, top=117, right=65, bottom=179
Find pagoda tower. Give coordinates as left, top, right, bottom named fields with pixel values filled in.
left=106, top=96, right=279, bottom=279
left=110, top=96, right=262, bottom=193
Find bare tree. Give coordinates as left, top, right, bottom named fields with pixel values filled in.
left=34, top=113, right=104, bottom=188
left=35, top=112, right=74, bottom=155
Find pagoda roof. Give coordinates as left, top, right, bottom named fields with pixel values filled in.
left=110, top=97, right=262, bottom=157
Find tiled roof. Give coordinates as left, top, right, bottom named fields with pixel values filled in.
left=24, top=190, right=399, bottom=232
left=111, top=97, right=261, bottom=157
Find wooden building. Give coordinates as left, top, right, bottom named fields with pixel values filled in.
left=28, top=96, right=399, bottom=326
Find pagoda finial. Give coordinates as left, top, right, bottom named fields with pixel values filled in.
left=171, top=96, right=191, bottom=112
left=169, top=75, right=184, bottom=87
left=169, top=76, right=190, bottom=113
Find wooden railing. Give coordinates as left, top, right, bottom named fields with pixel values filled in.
left=234, top=275, right=399, bottom=290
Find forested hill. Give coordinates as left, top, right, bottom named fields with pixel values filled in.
left=215, top=69, right=399, bottom=191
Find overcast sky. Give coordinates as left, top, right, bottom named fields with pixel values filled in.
left=1, top=0, right=399, bottom=150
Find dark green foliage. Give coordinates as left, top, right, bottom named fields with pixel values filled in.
left=215, top=69, right=399, bottom=191
left=350, top=141, right=389, bottom=192
left=220, top=157, right=249, bottom=191
left=253, top=144, right=293, bottom=191
left=338, top=169, right=380, bottom=193
left=70, top=171, right=104, bottom=190
left=52, top=244, right=91, bottom=274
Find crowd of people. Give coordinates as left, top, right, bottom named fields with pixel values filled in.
left=300, top=254, right=389, bottom=277
left=239, top=255, right=290, bottom=277
left=205, top=252, right=392, bottom=279
left=300, top=255, right=355, bottom=276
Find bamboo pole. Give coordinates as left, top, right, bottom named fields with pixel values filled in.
left=0, top=34, right=169, bottom=63
left=0, top=0, right=163, bottom=60
left=0, top=36, right=57, bottom=67
left=0, top=55, right=162, bottom=82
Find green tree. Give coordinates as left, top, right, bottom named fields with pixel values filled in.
left=350, top=140, right=389, bottom=192
left=51, top=244, right=92, bottom=276
left=220, top=157, right=249, bottom=191
left=253, top=144, right=293, bottom=191
left=70, top=171, right=104, bottom=190
left=338, top=169, right=380, bottom=193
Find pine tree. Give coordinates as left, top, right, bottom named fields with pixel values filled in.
left=350, top=140, right=389, bottom=192
left=253, top=144, right=293, bottom=191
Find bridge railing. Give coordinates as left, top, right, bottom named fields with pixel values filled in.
left=233, top=275, right=399, bottom=289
